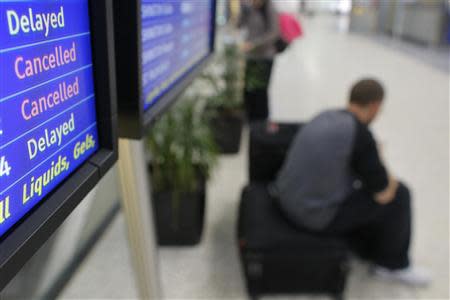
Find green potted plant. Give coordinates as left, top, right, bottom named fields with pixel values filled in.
left=147, top=97, right=218, bottom=246
left=204, top=43, right=245, bottom=154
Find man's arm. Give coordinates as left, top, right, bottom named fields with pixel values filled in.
left=352, top=122, right=398, bottom=205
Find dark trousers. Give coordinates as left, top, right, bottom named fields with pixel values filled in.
left=244, top=58, right=273, bottom=122
left=322, top=183, right=412, bottom=270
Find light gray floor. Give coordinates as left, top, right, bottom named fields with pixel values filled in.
left=60, top=16, right=449, bottom=299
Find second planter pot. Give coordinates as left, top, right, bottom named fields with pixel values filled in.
left=209, top=108, right=244, bottom=154
left=151, top=176, right=206, bottom=246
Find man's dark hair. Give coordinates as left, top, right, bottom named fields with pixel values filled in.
left=350, top=79, right=385, bottom=106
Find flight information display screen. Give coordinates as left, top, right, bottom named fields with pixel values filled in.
left=141, top=0, right=214, bottom=111
left=0, top=0, right=99, bottom=238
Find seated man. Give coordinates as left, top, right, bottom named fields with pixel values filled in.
left=271, top=79, right=430, bottom=286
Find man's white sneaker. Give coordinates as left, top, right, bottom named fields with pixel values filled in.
left=373, top=266, right=432, bottom=287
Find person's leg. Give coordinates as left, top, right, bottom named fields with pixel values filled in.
left=324, top=183, right=412, bottom=270
left=263, top=59, right=273, bottom=120
left=274, top=183, right=429, bottom=286
left=369, top=183, right=411, bottom=269
left=244, top=59, right=272, bottom=121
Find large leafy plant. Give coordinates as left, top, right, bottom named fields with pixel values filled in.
left=201, top=43, right=244, bottom=111
left=147, top=96, right=218, bottom=195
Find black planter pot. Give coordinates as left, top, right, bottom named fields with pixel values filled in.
left=209, top=108, right=244, bottom=154
left=151, top=176, right=206, bottom=246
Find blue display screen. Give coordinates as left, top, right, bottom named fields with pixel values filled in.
left=0, top=0, right=99, bottom=238
left=141, top=0, right=214, bottom=111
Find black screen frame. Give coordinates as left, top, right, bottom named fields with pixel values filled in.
left=114, top=0, right=217, bottom=139
left=0, top=0, right=118, bottom=290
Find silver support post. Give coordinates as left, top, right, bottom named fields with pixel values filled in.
left=117, top=138, right=160, bottom=299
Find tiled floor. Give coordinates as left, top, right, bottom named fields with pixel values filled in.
left=60, top=15, right=449, bottom=299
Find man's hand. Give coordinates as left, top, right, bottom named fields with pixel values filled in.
left=375, top=177, right=399, bottom=205
left=240, top=41, right=254, bottom=53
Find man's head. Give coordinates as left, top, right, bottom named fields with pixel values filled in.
left=348, top=78, right=385, bottom=125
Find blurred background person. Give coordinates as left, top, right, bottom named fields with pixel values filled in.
left=238, top=0, right=280, bottom=122
left=238, top=0, right=279, bottom=57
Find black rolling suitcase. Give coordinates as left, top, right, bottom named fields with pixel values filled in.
left=249, top=121, right=301, bottom=183
left=238, top=184, right=349, bottom=300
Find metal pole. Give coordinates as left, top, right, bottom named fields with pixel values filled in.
left=117, top=138, right=160, bottom=299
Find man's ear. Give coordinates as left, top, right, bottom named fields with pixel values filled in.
left=374, top=101, right=383, bottom=114
left=368, top=101, right=383, bottom=123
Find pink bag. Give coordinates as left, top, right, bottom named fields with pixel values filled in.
left=279, top=13, right=303, bottom=43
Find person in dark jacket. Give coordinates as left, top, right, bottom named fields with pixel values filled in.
left=272, top=79, right=431, bottom=287
left=238, top=0, right=279, bottom=121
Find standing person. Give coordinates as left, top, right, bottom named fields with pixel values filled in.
left=239, top=0, right=279, bottom=57
left=239, top=0, right=279, bottom=121
left=271, top=79, right=431, bottom=286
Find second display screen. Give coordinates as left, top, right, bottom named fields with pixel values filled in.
left=141, top=0, right=214, bottom=111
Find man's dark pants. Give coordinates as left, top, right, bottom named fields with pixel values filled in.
left=281, top=183, right=412, bottom=270
left=324, top=183, right=412, bottom=270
